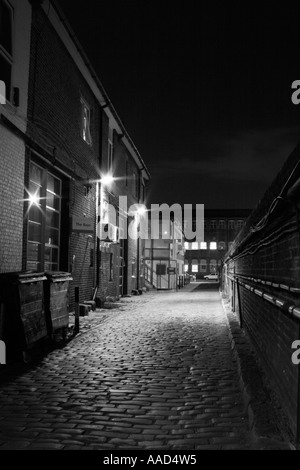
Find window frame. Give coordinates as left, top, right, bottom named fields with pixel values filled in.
left=219, top=241, right=226, bottom=250
left=80, top=97, right=92, bottom=146
left=27, top=161, right=62, bottom=273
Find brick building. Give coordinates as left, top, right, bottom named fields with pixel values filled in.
left=144, top=214, right=185, bottom=290
left=0, top=0, right=150, bottom=312
left=222, top=140, right=300, bottom=441
left=0, top=0, right=32, bottom=273
left=184, top=209, right=251, bottom=278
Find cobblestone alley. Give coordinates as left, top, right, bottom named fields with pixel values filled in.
left=0, top=283, right=292, bottom=450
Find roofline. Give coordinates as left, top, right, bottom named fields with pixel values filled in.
left=44, top=0, right=151, bottom=180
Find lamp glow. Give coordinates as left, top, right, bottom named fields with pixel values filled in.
left=28, top=192, right=39, bottom=207
left=101, top=174, right=114, bottom=186
left=137, top=206, right=147, bottom=216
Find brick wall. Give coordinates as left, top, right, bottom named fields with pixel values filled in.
left=0, top=126, right=25, bottom=273
left=223, top=142, right=300, bottom=438
left=97, top=115, right=142, bottom=301
left=27, top=5, right=101, bottom=308
left=0, top=0, right=31, bottom=274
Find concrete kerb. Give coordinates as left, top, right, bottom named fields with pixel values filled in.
left=220, top=291, right=296, bottom=450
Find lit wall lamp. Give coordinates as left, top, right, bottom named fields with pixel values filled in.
left=100, top=174, right=114, bottom=186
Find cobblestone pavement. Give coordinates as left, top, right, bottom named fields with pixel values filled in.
left=0, top=283, right=291, bottom=450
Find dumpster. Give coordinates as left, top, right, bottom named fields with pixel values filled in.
left=44, top=272, right=73, bottom=336
left=0, top=271, right=48, bottom=356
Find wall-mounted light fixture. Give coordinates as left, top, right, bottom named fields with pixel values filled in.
left=100, top=174, right=114, bottom=186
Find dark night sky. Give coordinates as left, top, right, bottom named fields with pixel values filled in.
left=57, top=0, right=300, bottom=210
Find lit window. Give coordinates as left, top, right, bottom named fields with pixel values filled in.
left=108, top=126, right=113, bottom=170
left=200, top=242, right=207, bottom=249
left=27, top=161, right=61, bottom=272
left=210, top=242, right=217, bottom=250
left=219, top=241, right=225, bottom=250
left=81, top=98, right=92, bottom=145
left=191, top=242, right=198, bottom=250
left=0, top=0, right=13, bottom=101
left=184, top=264, right=188, bottom=272
left=184, top=242, right=190, bottom=250
left=192, top=259, right=198, bottom=272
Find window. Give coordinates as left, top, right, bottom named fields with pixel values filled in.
left=237, top=220, right=244, bottom=229
left=210, top=259, right=217, bottom=273
left=0, top=0, right=13, bottom=101
left=200, top=242, right=207, bottom=249
left=219, top=241, right=226, bottom=250
left=108, top=126, right=113, bottom=170
left=184, top=264, right=189, bottom=272
left=27, top=161, right=61, bottom=272
left=209, top=242, right=217, bottom=250
left=200, top=259, right=207, bottom=271
left=219, top=220, right=225, bottom=229
left=184, top=242, right=190, bottom=250
left=192, top=259, right=198, bottom=273
left=156, top=264, right=166, bottom=275
left=228, top=220, right=235, bottom=229
left=81, top=98, right=92, bottom=145
left=210, top=220, right=216, bottom=229
left=191, top=242, right=198, bottom=250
